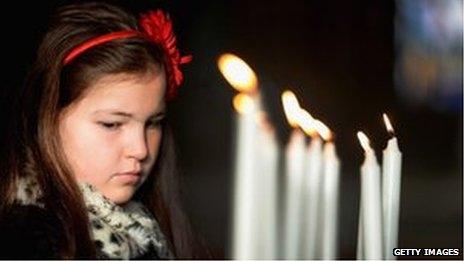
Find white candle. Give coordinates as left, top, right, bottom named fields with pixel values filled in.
left=218, top=54, right=261, bottom=259
left=321, top=141, right=341, bottom=260
left=231, top=94, right=258, bottom=259
left=281, top=91, right=306, bottom=259
left=382, top=114, right=402, bottom=260
left=284, top=129, right=306, bottom=259
left=295, top=108, right=320, bottom=259
left=303, top=135, right=322, bottom=259
left=357, top=131, right=383, bottom=260
left=309, top=119, right=338, bottom=260
left=254, top=112, right=279, bottom=259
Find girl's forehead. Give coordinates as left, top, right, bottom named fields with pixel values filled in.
left=91, top=70, right=164, bottom=89
left=72, top=71, right=166, bottom=115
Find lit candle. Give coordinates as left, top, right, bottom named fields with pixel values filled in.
left=282, top=90, right=306, bottom=259
left=357, top=131, right=383, bottom=260
left=382, top=114, right=402, bottom=260
left=317, top=122, right=340, bottom=260
left=230, top=94, right=258, bottom=259
left=298, top=110, right=321, bottom=259
left=254, top=112, right=279, bottom=259
left=218, top=54, right=260, bottom=259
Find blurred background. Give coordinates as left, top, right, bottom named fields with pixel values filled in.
left=0, top=0, right=462, bottom=259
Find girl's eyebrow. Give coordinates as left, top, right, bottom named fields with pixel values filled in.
left=92, top=109, right=166, bottom=118
left=92, top=110, right=133, bottom=117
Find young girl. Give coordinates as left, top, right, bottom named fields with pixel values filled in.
left=0, top=2, right=206, bottom=259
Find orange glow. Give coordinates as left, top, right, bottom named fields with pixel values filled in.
left=233, top=93, right=255, bottom=114
left=297, top=109, right=317, bottom=136
left=313, top=120, right=332, bottom=141
left=383, top=113, right=395, bottom=135
left=281, top=90, right=301, bottom=128
left=357, top=131, right=371, bottom=151
left=217, top=53, right=257, bottom=93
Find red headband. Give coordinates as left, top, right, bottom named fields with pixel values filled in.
left=63, top=10, right=192, bottom=100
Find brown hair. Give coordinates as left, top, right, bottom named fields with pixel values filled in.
left=1, top=2, right=205, bottom=259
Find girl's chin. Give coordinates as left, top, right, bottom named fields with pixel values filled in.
left=104, top=185, right=137, bottom=205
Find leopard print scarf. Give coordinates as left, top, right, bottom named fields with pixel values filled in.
left=15, top=176, right=173, bottom=259
left=80, top=183, right=173, bottom=259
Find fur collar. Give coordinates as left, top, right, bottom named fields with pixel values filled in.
left=15, top=175, right=172, bottom=259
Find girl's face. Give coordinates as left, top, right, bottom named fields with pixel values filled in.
left=59, top=71, right=166, bottom=204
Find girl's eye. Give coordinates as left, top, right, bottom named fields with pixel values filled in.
left=99, top=122, right=122, bottom=130
left=147, top=118, right=164, bottom=129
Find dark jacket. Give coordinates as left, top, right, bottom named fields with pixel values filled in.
left=0, top=204, right=162, bottom=259
left=0, top=204, right=62, bottom=259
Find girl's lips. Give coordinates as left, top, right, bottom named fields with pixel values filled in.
left=113, top=171, right=141, bottom=183
left=118, top=171, right=141, bottom=176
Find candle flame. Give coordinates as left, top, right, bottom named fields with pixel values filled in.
left=281, top=90, right=301, bottom=128
left=233, top=93, right=255, bottom=114
left=357, top=131, right=371, bottom=151
left=382, top=113, right=395, bottom=135
left=297, top=109, right=318, bottom=136
left=217, top=53, right=257, bottom=93
left=314, top=120, right=332, bottom=141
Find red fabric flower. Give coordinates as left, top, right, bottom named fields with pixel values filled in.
left=140, top=11, right=192, bottom=100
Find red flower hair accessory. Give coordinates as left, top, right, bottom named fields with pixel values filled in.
left=63, top=10, right=192, bottom=100
left=140, top=11, right=192, bottom=99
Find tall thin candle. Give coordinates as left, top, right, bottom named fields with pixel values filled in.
left=357, top=131, right=383, bottom=260
left=316, top=122, right=340, bottom=260
left=254, top=112, right=279, bottom=259
left=300, top=111, right=322, bottom=259
left=382, top=114, right=402, bottom=260
left=231, top=94, right=258, bottom=259
left=218, top=53, right=261, bottom=259
left=282, top=91, right=306, bottom=259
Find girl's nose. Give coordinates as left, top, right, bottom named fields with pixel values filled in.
left=126, top=128, right=149, bottom=161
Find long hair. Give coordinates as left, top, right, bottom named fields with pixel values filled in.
left=0, top=2, right=204, bottom=258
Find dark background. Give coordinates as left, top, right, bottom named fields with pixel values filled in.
left=0, top=0, right=461, bottom=259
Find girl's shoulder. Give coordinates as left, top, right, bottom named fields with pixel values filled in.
left=0, top=204, right=62, bottom=258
